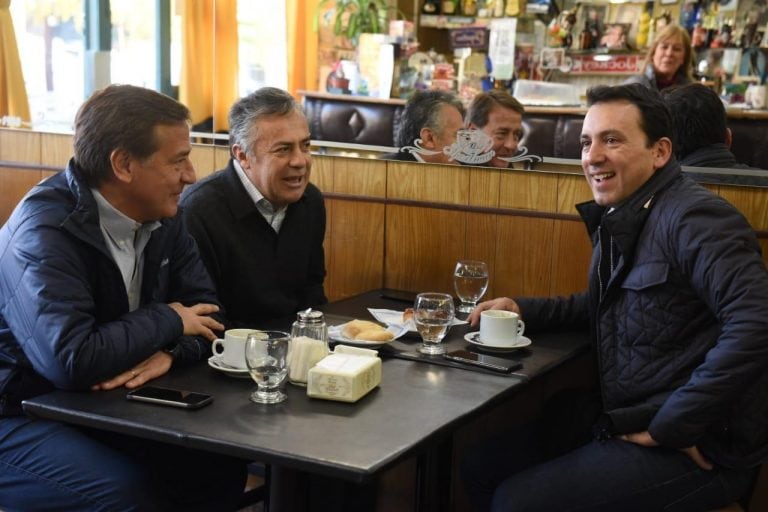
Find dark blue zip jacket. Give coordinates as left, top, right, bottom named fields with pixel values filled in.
left=0, top=160, right=221, bottom=415
left=517, top=159, right=768, bottom=468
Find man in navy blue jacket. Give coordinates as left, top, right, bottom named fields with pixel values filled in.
left=0, top=85, right=246, bottom=510
left=463, top=84, right=768, bottom=511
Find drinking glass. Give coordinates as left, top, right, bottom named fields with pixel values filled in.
left=245, top=330, right=290, bottom=404
left=453, top=260, right=489, bottom=313
left=414, top=292, right=455, bottom=355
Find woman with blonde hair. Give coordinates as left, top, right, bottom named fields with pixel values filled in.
left=626, top=24, right=694, bottom=91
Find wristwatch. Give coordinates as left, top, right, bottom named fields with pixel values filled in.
left=162, top=344, right=183, bottom=361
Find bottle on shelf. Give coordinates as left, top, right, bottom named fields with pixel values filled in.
left=579, top=20, right=593, bottom=50
left=442, top=0, right=457, bottom=15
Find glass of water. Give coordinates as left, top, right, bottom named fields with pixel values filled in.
left=414, top=292, right=455, bottom=355
left=453, top=260, right=489, bottom=314
left=245, top=331, right=290, bottom=404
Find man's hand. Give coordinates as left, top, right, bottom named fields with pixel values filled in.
left=468, top=297, right=521, bottom=326
left=620, top=431, right=713, bottom=470
left=92, top=351, right=173, bottom=391
left=168, top=302, right=223, bottom=342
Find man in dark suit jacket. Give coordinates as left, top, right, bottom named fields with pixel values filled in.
left=181, top=87, right=327, bottom=327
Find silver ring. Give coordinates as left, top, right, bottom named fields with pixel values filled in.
left=131, top=370, right=137, bottom=378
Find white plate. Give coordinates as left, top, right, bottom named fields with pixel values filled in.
left=464, top=332, right=531, bottom=352
left=328, top=323, right=408, bottom=349
left=207, top=355, right=250, bottom=378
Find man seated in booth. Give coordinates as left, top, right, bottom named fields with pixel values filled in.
left=0, top=84, right=247, bottom=510
left=381, top=89, right=465, bottom=164
left=465, top=89, right=526, bottom=168
left=462, top=84, right=768, bottom=511
left=662, top=82, right=765, bottom=170
left=181, top=87, right=327, bottom=326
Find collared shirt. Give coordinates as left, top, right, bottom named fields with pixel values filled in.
left=91, top=189, right=161, bottom=311
left=232, top=159, right=287, bottom=233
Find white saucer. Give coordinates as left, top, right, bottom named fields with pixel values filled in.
left=207, top=356, right=250, bottom=378
left=328, top=323, right=408, bottom=349
left=464, top=332, right=531, bottom=352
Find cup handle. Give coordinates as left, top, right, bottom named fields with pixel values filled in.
left=517, top=320, right=525, bottom=337
left=212, top=339, right=224, bottom=356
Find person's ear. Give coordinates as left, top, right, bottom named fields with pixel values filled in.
left=419, top=127, right=438, bottom=149
left=725, top=127, right=733, bottom=149
left=652, top=137, right=673, bottom=169
left=109, top=148, right=134, bottom=184
left=231, top=144, right=248, bottom=168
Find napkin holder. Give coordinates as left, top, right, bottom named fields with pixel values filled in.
left=307, top=345, right=381, bottom=403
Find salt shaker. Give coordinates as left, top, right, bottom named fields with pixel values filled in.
left=287, top=309, right=329, bottom=386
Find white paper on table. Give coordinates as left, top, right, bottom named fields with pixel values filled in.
left=367, top=308, right=467, bottom=331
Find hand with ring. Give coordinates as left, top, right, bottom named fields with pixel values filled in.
left=92, top=351, right=174, bottom=391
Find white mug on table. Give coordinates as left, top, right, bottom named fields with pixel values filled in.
left=479, top=310, right=526, bottom=347
left=212, top=328, right=255, bottom=369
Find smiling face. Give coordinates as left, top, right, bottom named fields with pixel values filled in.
left=235, top=110, right=312, bottom=209
left=652, top=35, right=686, bottom=81
left=580, top=101, right=671, bottom=207
left=476, top=105, right=524, bottom=168
left=123, top=122, right=195, bottom=222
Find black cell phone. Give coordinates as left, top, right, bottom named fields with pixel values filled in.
left=126, top=386, right=213, bottom=410
left=443, top=350, right=522, bottom=373
left=380, top=289, right=417, bottom=304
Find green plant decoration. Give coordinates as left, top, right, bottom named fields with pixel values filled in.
left=319, top=0, right=396, bottom=48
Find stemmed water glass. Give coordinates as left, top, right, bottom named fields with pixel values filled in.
left=453, top=260, right=489, bottom=314
left=413, top=292, right=455, bottom=355
left=245, top=331, right=290, bottom=404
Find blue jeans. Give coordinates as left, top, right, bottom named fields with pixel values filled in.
left=0, top=416, right=248, bottom=511
left=461, top=390, right=758, bottom=512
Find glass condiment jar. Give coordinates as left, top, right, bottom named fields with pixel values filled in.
left=287, top=309, right=330, bottom=386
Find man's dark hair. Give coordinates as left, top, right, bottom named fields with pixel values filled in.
left=229, top=87, right=304, bottom=155
left=395, top=90, right=465, bottom=147
left=73, top=84, right=190, bottom=187
left=466, top=89, right=525, bottom=129
left=586, top=84, right=672, bottom=148
left=661, top=83, right=728, bottom=160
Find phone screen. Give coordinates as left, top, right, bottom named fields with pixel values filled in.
left=126, top=386, right=213, bottom=409
left=443, top=350, right=522, bottom=373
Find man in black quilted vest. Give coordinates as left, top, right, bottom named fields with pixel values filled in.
left=463, top=83, right=768, bottom=511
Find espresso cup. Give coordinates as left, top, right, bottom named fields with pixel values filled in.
left=479, top=310, right=525, bottom=347
left=211, top=328, right=255, bottom=369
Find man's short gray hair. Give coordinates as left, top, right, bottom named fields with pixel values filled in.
left=228, top=87, right=305, bottom=155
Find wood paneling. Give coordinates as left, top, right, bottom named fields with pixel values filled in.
left=190, top=144, right=216, bottom=181
left=468, top=167, right=500, bottom=208
left=556, top=173, right=592, bottom=215
left=39, top=133, right=72, bottom=167
left=387, top=160, right=468, bottom=204
left=310, top=154, right=333, bottom=193
left=213, top=146, right=231, bottom=170
left=718, top=185, right=768, bottom=231
left=0, top=168, right=44, bottom=226
left=326, top=199, right=385, bottom=300
left=493, top=216, right=555, bottom=298
left=0, top=129, right=40, bottom=163
left=465, top=212, right=498, bottom=300
left=384, top=205, right=466, bottom=294
left=498, top=170, right=558, bottom=212
left=331, top=156, right=386, bottom=197
left=550, top=219, right=592, bottom=296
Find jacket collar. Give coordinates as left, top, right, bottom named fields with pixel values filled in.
left=222, top=159, right=308, bottom=222
left=576, top=158, right=683, bottom=251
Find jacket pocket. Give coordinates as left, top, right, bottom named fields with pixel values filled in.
left=621, top=261, right=669, bottom=291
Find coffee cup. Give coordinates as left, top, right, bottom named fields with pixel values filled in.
left=211, top=328, right=254, bottom=369
left=479, top=310, right=525, bottom=347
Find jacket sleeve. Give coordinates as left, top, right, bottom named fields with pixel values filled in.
left=515, top=291, right=591, bottom=333
left=648, top=198, right=768, bottom=449
left=3, top=222, right=183, bottom=389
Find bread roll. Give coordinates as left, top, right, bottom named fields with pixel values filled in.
left=342, top=320, right=394, bottom=341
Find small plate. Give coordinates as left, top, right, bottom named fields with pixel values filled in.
left=464, top=332, right=531, bottom=352
left=208, top=356, right=250, bottom=378
left=328, top=323, right=408, bottom=349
